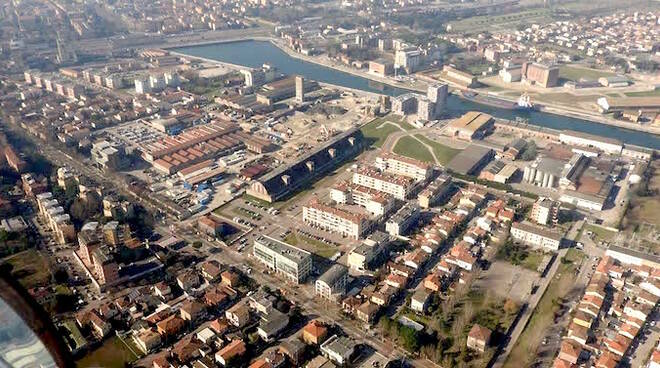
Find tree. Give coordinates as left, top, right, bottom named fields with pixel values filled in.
left=520, top=140, right=537, bottom=161
left=0, top=229, right=8, bottom=245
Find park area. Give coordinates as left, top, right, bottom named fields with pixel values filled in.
left=390, top=134, right=460, bottom=165
left=360, top=116, right=415, bottom=148
left=558, top=65, right=615, bottom=82
left=2, top=248, right=53, bottom=289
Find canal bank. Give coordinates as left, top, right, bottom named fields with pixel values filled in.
left=171, top=40, right=660, bottom=149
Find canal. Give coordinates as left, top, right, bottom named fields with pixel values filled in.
left=172, top=40, right=660, bottom=149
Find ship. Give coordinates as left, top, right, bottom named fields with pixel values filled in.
left=459, top=90, right=537, bottom=111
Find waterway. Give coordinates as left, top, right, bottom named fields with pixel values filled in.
left=172, top=40, right=660, bottom=149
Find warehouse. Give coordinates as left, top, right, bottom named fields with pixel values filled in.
left=247, top=128, right=364, bottom=203
left=446, top=145, right=494, bottom=176
left=596, top=96, right=660, bottom=113
left=446, top=111, right=495, bottom=141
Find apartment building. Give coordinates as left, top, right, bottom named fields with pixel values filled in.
left=418, top=174, right=452, bottom=209
left=352, top=168, right=414, bottom=200
left=315, top=264, right=349, bottom=301
left=329, top=182, right=395, bottom=217
left=530, top=198, right=560, bottom=226
left=510, top=221, right=564, bottom=251
left=35, top=192, right=75, bottom=245
left=375, top=153, right=432, bottom=181
left=253, top=235, right=312, bottom=284
left=385, top=203, right=420, bottom=236
left=303, top=201, right=371, bottom=239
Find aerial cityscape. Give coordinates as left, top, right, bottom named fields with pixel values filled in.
left=0, top=0, right=659, bottom=368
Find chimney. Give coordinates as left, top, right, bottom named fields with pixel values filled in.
left=348, top=137, right=355, bottom=146
left=306, top=161, right=315, bottom=172
left=281, top=175, right=291, bottom=186
left=328, top=148, right=336, bottom=158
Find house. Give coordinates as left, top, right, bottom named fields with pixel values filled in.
left=156, top=314, right=185, bottom=339
left=257, top=309, right=289, bottom=342
left=356, top=301, right=379, bottom=324
left=279, top=338, right=307, bottom=366
left=320, top=335, right=355, bottom=366
left=201, top=261, right=222, bottom=281
left=226, top=301, right=251, bottom=327
left=558, top=340, right=581, bottom=364
left=177, top=270, right=201, bottom=290
left=204, top=286, right=229, bottom=309
left=467, top=324, right=491, bottom=353
left=133, top=328, right=161, bottom=354
left=215, top=339, right=246, bottom=366
left=567, top=322, right=589, bottom=345
left=196, top=327, right=217, bottom=344
left=595, top=351, right=619, bottom=368
left=410, top=288, right=432, bottom=313
left=172, top=337, right=203, bottom=363
left=209, top=318, right=231, bottom=336
left=89, top=312, right=111, bottom=338
left=423, top=272, right=443, bottom=292
left=180, top=300, right=206, bottom=322
left=153, top=281, right=172, bottom=299
left=303, top=320, right=328, bottom=345
left=221, top=270, right=241, bottom=287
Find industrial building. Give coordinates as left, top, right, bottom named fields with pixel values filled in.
left=521, top=62, right=559, bottom=88
left=247, top=128, right=364, bottom=203
left=559, top=130, right=623, bottom=155
left=596, top=96, right=660, bottom=113
left=442, top=65, right=478, bottom=88
left=446, top=111, right=495, bottom=141
left=446, top=145, right=494, bottom=176
left=253, top=235, right=313, bottom=284
left=523, top=157, right=565, bottom=188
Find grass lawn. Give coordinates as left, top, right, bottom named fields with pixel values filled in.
left=449, top=9, right=552, bottom=32
left=414, top=135, right=460, bottom=165
left=393, top=136, right=435, bottom=163
left=360, top=116, right=409, bottom=148
left=559, top=65, right=615, bottom=81
left=2, top=249, right=52, bottom=289
left=624, top=89, right=660, bottom=97
left=584, top=224, right=618, bottom=242
left=283, top=233, right=337, bottom=259
left=537, top=92, right=601, bottom=105
left=520, top=251, right=545, bottom=273
left=76, top=336, right=140, bottom=368
left=504, top=256, right=580, bottom=368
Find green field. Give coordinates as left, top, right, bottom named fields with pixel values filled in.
left=284, top=233, right=337, bottom=259
left=2, top=249, right=52, bottom=289
left=360, top=116, right=410, bottom=148
left=625, top=89, right=660, bottom=97
left=76, top=336, right=140, bottom=368
left=559, top=66, right=615, bottom=82
left=449, top=9, right=552, bottom=33
left=414, top=135, right=460, bottom=165
left=504, top=249, right=584, bottom=368
left=393, top=136, right=435, bottom=163
left=584, top=224, right=618, bottom=242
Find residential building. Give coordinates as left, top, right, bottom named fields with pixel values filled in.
left=320, top=335, right=355, bottom=366
left=215, top=340, right=246, bottom=366
left=467, top=324, right=492, bottom=353
left=418, top=174, right=452, bottom=208
left=530, top=198, right=560, bottom=226
left=385, top=203, right=420, bottom=236
left=303, top=201, right=371, bottom=239
left=352, top=168, right=414, bottom=200
left=510, top=221, right=564, bottom=251
left=303, top=320, right=328, bottom=345
left=375, top=153, right=432, bottom=181
left=315, top=264, right=349, bottom=301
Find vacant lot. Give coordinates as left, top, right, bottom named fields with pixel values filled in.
left=625, top=89, right=660, bottom=97
left=559, top=65, right=615, bottom=81
left=473, top=261, right=538, bottom=303
left=2, top=249, right=52, bottom=289
left=449, top=9, right=552, bottom=33
left=504, top=249, right=584, bottom=368
left=393, top=136, right=435, bottom=163
left=415, top=135, right=460, bottom=165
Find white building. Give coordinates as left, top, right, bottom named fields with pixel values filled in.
left=303, top=201, right=370, bottom=239
left=253, top=235, right=312, bottom=283
left=353, top=169, right=414, bottom=200
left=375, top=153, right=432, bottom=181
left=315, top=264, right=349, bottom=301
left=510, top=221, right=564, bottom=251
left=559, top=130, right=623, bottom=155
left=321, top=335, right=355, bottom=366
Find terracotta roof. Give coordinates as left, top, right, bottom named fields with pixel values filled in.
left=468, top=324, right=492, bottom=342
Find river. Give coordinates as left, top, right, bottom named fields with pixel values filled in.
left=172, top=40, right=660, bottom=149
